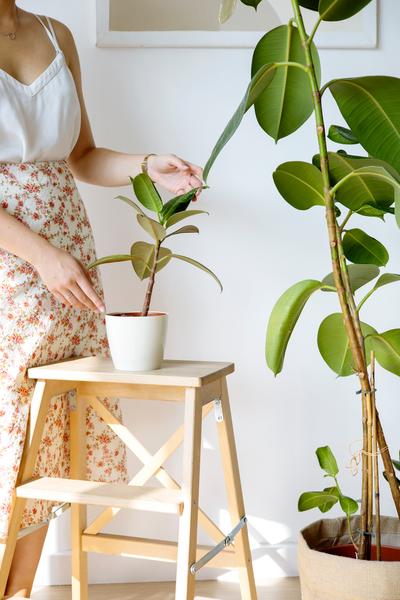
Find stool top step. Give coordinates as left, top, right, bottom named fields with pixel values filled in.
left=27, top=356, right=234, bottom=387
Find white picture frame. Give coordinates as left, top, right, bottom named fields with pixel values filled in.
left=96, top=0, right=378, bottom=49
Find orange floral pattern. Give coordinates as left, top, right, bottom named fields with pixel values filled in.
left=0, top=160, right=128, bottom=540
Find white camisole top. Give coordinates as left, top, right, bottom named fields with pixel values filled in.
left=0, top=15, right=81, bottom=163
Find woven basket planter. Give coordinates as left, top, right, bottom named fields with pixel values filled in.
left=298, top=516, right=400, bottom=600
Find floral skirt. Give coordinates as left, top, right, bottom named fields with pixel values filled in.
left=0, top=160, right=128, bottom=541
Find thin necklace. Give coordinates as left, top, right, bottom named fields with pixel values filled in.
left=0, top=7, right=19, bottom=41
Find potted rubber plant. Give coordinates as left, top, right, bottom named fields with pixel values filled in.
left=203, top=0, right=400, bottom=597
left=87, top=173, right=222, bottom=371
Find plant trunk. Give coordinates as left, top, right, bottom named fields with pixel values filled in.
left=141, top=242, right=160, bottom=316
left=291, top=0, right=400, bottom=559
left=371, top=353, right=382, bottom=560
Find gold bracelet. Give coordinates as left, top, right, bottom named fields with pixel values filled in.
left=141, top=153, right=156, bottom=175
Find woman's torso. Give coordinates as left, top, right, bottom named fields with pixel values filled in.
left=0, top=14, right=81, bottom=163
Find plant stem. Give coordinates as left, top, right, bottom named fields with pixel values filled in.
left=357, top=287, right=375, bottom=312
left=291, top=0, right=373, bottom=558
left=371, top=352, right=381, bottom=560
left=291, top=1, right=400, bottom=555
left=141, top=242, right=160, bottom=316
left=347, top=514, right=359, bottom=555
left=339, top=209, right=353, bottom=233
left=376, top=416, right=400, bottom=518
left=366, top=359, right=374, bottom=554
left=336, top=476, right=359, bottom=554
left=308, top=16, right=322, bottom=45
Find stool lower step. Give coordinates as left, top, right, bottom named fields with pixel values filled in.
left=16, top=477, right=183, bottom=514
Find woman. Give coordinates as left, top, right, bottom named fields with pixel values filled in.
left=0, top=3, right=203, bottom=597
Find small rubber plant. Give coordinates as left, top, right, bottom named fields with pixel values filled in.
left=298, top=446, right=359, bottom=553
left=87, top=173, right=222, bottom=315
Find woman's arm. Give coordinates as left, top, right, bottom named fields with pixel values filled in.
left=0, top=208, right=105, bottom=312
left=55, top=21, right=203, bottom=194
left=0, top=208, right=49, bottom=266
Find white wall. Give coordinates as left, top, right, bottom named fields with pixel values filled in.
left=19, top=0, right=400, bottom=587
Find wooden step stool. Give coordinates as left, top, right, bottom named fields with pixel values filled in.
left=0, top=356, right=257, bottom=600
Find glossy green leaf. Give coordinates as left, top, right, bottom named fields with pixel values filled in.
left=130, top=241, right=172, bottom=280
left=343, top=229, right=389, bottom=267
left=356, top=205, right=388, bottom=220
left=219, top=0, right=237, bottom=23
left=87, top=254, right=133, bottom=270
left=358, top=274, right=400, bottom=311
left=318, top=313, right=377, bottom=376
left=316, top=446, right=339, bottom=477
left=115, top=195, right=145, bottom=215
left=322, top=265, right=379, bottom=292
left=299, top=0, right=319, bottom=9
left=240, top=0, right=262, bottom=9
left=160, top=188, right=200, bottom=223
left=393, top=459, right=400, bottom=472
left=339, top=495, right=359, bottom=516
left=131, top=173, right=163, bottom=213
left=322, top=264, right=380, bottom=293
left=251, top=24, right=321, bottom=141
left=371, top=273, right=400, bottom=293
left=319, top=0, right=373, bottom=21
left=165, top=225, right=199, bottom=239
left=328, top=125, right=359, bottom=145
left=273, top=162, right=325, bottom=210
left=266, top=280, right=322, bottom=375
left=171, top=254, right=223, bottom=292
left=298, top=490, right=340, bottom=512
left=315, top=153, right=396, bottom=211
left=204, top=62, right=276, bottom=181
left=330, top=77, right=400, bottom=174
left=319, top=487, right=340, bottom=513
left=137, top=214, right=166, bottom=242
left=368, top=330, right=400, bottom=376
left=165, top=210, right=208, bottom=228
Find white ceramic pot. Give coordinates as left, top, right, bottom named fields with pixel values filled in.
left=105, top=311, right=168, bottom=371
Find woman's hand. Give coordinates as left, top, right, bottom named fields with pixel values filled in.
left=34, top=245, right=106, bottom=313
left=147, top=154, right=204, bottom=198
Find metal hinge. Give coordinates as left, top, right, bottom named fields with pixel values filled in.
left=190, top=515, right=247, bottom=574
left=214, top=398, right=224, bottom=422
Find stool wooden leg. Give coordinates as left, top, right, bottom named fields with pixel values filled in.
left=70, top=393, right=88, bottom=600
left=175, top=388, right=202, bottom=600
left=217, top=378, right=257, bottom=600
left=0, top=380, right=56, bottom=598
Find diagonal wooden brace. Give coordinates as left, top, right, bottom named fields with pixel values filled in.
left=83, top=396, right=227, bottom=545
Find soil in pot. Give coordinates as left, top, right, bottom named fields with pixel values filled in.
left=323, top=544, right=400, bottom=561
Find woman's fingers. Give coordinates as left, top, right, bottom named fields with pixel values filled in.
left=167, top=154, right=190, bottom=171
left=67, top=281, right=101, bottom=312
left=76, top=273, right=106, bottom=312
left=187, top=162, right=204, bottom=181
left=54, top=288, right=86, bottom=310
left=169, top=155, right=204, bottom=181
left=53, top=290, right=69, bottom=307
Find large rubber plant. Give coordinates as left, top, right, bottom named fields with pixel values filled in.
left=206, top=0, right=400, bottom=560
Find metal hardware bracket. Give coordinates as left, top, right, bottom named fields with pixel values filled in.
left=214, top=398, right=224, bottom=422
left=190, top=515, right=247, bottom=574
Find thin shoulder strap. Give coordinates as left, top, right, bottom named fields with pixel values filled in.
left=35, top=14, right=60, bottom=52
